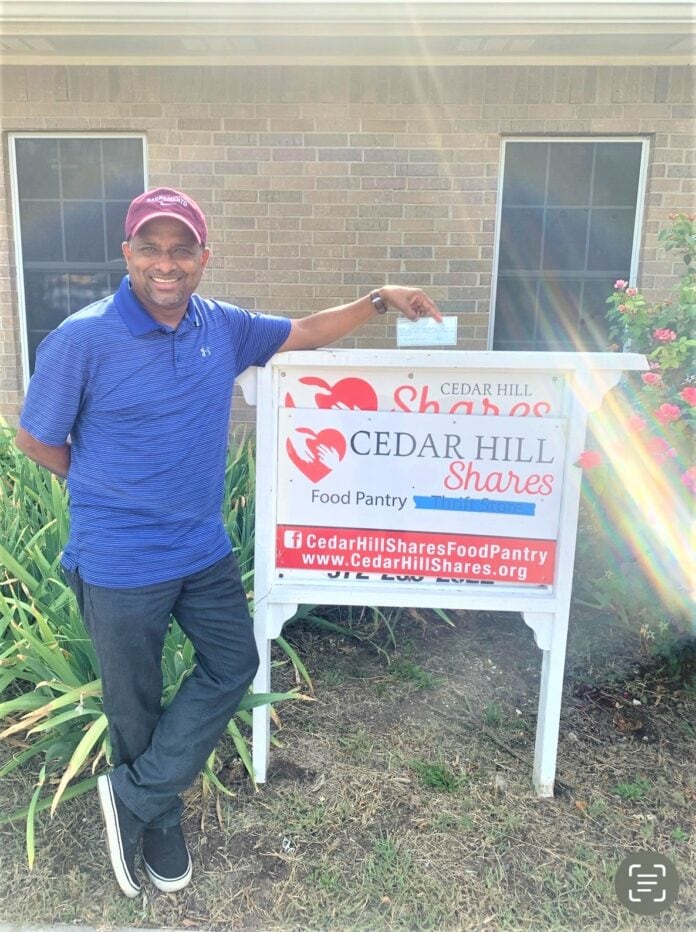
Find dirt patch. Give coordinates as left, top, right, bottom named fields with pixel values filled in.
left=1, top=608, right=694, bottom=931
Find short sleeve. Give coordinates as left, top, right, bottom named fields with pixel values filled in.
left=19, top=327, right=88, bottom=445
left=221, top=303, right=292, bottom=375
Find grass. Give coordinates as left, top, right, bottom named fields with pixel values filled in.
left=2, top=608, right=694, bottom=930
left=387, top=658, right=443, bottom=690
left=484, top=700, right=505, bottom=727
left=409, top=758, right=467, bottom=793
left=337, top=727, right=374, bottom=760
left=613, top=776, right=652, bottom=802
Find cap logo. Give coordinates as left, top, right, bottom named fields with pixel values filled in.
left=146, top=193, right=189, bottom=208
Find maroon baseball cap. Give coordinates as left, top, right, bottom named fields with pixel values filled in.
left=124, top=187, right=208, bottom=245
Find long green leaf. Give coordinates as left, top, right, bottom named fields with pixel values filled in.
left=237, top=690, right=313, bottom=711
left=226, top=719, right=255, bottom=783
left=28, top=706, right=100, bottom=735
left=295, top=614, right=362, bottom=638
left=0, top=543, right=39, bottom=590
left=201, top=759, right=237, bottom=799
left=12, top=613, right=80, bottom=686
left=0, top=775, right=98, bottom=826
left=0, top=735, right=57, bottom=777
left=51, top=475, right=68, bottom=541
left=0, top=695, right=47, bottom=720
left=23, top=522, right=57, bottom=557
left=26, top=764, right=46, bottom=870
left=51, top=715, right=109, bottom=815
left=276, top=635, right=314, bottom=692
left=0, top=671, right=18, bottom=693
left=0, top=681, right=101, bottom=738
left=234, top=709, right=283, bottom=748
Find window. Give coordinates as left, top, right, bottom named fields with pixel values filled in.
left=491, top=139, right=648, bottom=352
left=10, top=135, right=146, bottom=377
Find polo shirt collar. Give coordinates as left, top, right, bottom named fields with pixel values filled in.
left=115, top=275, right=197, bottom=335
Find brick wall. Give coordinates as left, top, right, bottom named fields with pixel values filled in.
left=1, top=64, right=694, bottom=422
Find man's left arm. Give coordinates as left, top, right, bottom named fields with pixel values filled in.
left=277, top=286, right=442, bottom=353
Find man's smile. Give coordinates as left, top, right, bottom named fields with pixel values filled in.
left=150, top=275, right=183, bottom=284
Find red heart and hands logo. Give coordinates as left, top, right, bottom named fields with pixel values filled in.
left=284, top=377, right=379, bottom=411
left=287, top=427, right=347, bottom=483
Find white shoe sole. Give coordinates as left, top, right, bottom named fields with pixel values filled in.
left=144, top=852, right=192, bottom=892
left=97, top=774, right=141, bottom=898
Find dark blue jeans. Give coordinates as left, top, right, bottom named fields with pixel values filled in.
left=64, top=553, right=259, bottom=826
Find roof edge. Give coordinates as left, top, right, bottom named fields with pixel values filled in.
left=3, top=1, right=694, bottom=26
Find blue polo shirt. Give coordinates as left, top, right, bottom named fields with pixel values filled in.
left=20, top=276, right=291, bottom=588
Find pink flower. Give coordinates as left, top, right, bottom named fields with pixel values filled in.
left=576, top=450, right=602, bottom=470
left=653, top=328, right=677, bottom=343
left=625, top=287, right=638, bottom=297
left=655, top=403, right=682, bottom=425
left=618, top=304, right=629, bottom=313
left=641, top=372, right=662, bottom=385
left=681, top=466, right=696, bottom=494
left=614, top=279, right=628, bottom=290
left=646, top=436, right=673, bottom=460
left=628, top=414, right=647, bottom=432
left=679, top=386, right=696, bottom=406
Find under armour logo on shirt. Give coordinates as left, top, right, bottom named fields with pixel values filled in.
left=200, top=346, right=212, bottom=357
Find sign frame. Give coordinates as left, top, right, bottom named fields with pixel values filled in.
left=239, top=349, right=646, bottom=796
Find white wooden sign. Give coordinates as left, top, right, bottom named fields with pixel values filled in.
left=239, top=350, right=646, bottom=796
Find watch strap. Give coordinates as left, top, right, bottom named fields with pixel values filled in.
left=370, top=290, right=388, bottom=314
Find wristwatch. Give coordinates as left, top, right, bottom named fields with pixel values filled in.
left=370, top=290, right=388, bottom=314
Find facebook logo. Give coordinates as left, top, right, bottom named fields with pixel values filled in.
left=283, top=530, right=303, bottom=548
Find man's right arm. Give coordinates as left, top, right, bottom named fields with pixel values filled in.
left=15, top=427, right=71, bottom=479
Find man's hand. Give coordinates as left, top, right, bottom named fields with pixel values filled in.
left=379, top=286, right=443, bottom=323
left=278, top=285, right=443, bottom=353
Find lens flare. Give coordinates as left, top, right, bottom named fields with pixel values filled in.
left=584, top=380, right=693, bottom=617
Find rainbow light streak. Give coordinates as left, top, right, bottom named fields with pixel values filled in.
left=585, top=380, right=693, bottom=614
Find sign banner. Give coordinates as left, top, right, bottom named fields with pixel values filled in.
left=276, top=408, right=568, bottom=585
left=280, top=368, right=566, bottom=418
left=277, top=526, right=556, bottom=585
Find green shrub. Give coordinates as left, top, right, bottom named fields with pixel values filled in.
left=0, top=423, right=304, bottom=860
left=574, top=214, right=695, bottom=649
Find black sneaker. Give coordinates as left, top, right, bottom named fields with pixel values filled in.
left=96, top=773, right=144, bottom=898
left=142, top=823, right=192, bottom=892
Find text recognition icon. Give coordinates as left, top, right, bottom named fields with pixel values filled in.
left=614, top=852, right=679, bottom=916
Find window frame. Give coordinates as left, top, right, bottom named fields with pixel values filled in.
left=9, top=132, right=147, bottom=389
left=488, top=136, right=651, bottom=352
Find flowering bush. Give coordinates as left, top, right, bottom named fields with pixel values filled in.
left=575, top=213, right=695, bottom=636
left=605, top=212, right=696, bottom=486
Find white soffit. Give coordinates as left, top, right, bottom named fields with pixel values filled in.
left=1, top=1, right=694, bottom=64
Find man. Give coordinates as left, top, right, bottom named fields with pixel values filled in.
left=15, top=187, right=441, bottom=898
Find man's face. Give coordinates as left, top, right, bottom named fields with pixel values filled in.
left=122, top=217, right=210, bottom=325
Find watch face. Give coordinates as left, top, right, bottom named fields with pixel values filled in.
left=371, top=292, right=387, bottom=313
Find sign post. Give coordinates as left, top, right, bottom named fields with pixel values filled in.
left=239, top=349, right=646, bottom=796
